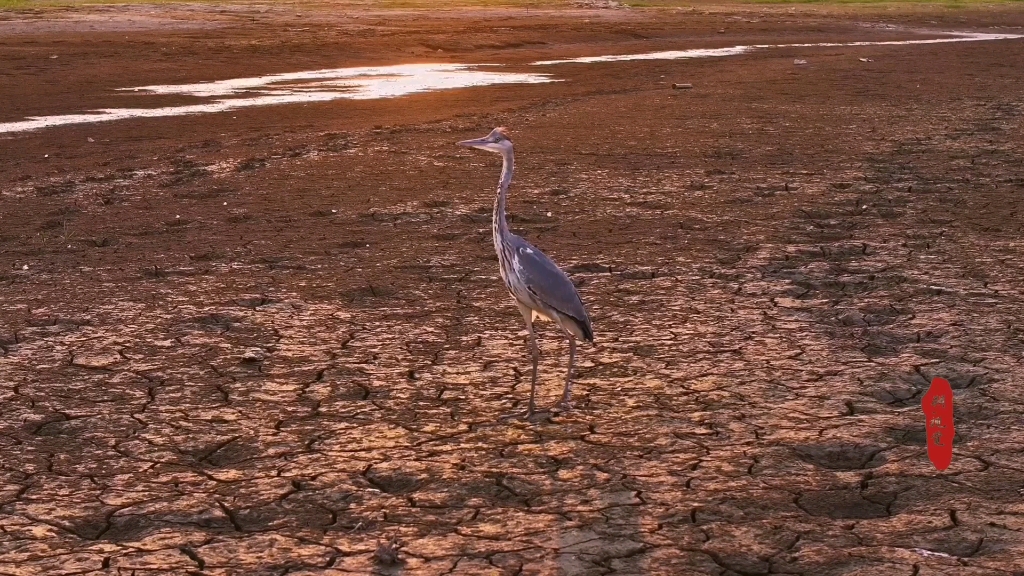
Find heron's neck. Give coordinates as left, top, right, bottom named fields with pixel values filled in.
left=493, top=149, right=513, bottom=242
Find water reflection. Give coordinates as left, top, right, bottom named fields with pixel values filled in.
left=531, top=32, right=1024, bottom=65
left=0, top=64, right=555, bottom=134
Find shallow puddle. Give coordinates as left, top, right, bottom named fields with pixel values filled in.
left=531, top=32, right=1024, bottom=64
left=0, top=64, right=555, bottom=134
left=122, top=63, right=554, bottom=99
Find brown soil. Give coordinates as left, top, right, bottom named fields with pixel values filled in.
left=2, top=2, right=1024, bottom=575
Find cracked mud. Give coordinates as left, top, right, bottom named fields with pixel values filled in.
left=2, top=3, right=1024, bottom=575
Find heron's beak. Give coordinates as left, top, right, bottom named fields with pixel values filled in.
left=457, top=137, right=493, bottom=150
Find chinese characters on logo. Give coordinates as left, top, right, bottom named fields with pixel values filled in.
left=922, top=377, right=954, bottom=471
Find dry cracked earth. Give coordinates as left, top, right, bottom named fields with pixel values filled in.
left=1, top=3, right=1024, bottom=575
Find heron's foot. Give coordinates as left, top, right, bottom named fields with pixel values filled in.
left=551, top=399, right=574, bottom=414
left=499, top=407, right=552, bottom=423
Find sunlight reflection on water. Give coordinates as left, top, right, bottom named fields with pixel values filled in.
left=530, top=32, right=1024, bottom=64
left=0, top=64, right=555, bottom=134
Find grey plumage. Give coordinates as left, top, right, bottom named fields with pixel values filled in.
left=458, top=127, right=593, bottom=420
left=506, top=235, right=593, bottom=342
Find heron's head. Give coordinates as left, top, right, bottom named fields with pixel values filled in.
left=458, top=127, right=512, bottom=154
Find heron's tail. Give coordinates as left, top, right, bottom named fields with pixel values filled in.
left=556, top=310, right=593, bottom=343
left=576, top=316, right=594, bottom=343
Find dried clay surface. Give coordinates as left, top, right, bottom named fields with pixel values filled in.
left=1, top=3, right=1024, bottom=575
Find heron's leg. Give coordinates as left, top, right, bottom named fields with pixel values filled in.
left=498, top=303, right=550, bottom=423
left=518, top=303, right=540, bottom=417
left=556, top=334, right=576, bottom=409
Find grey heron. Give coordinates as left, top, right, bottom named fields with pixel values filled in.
left=458, top=127, right=593, bottom=420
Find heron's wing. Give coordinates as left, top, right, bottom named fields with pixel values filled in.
left=509, top=235, right=593, bottom=339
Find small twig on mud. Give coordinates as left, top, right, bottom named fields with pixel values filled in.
left=61, top=216, right=75, bottom=244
